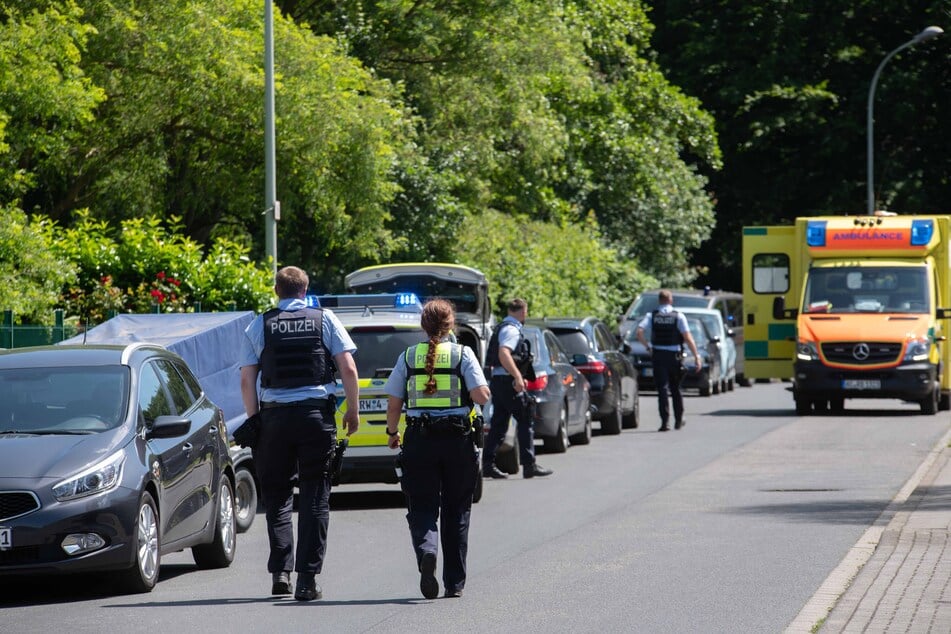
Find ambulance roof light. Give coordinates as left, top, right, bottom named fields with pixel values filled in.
left=910, top=219, right=934, bottom=246
left=806, top=221, right=827, bottom=247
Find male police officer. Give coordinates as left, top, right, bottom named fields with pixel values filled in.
left=635, top=289, right=701, bottom=431
left=481, top=298, right=552, bottom=479
left=239, top=266, right=360, bottom=600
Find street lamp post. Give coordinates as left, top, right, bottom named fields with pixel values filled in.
left=264, top=0, right=278, bottom=275
left=866, top=26, right=943, bottom=215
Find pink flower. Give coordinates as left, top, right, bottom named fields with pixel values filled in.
left=156, top=271, right=166, bottom=280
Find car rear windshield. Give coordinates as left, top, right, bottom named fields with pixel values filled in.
left=628, top=294, right=711, bottom=319
left=349, top=275, right=482, bottom=315
left=0, top=366, right=130, bottom=434
left=349, top=329, right=426, bottom=378
left=551, top=330, right=591, bottom=356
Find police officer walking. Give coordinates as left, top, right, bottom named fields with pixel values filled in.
left=481, top=298, right=552, bottom=479
left=635, top=289, right=701, bottom=431
left=383, top=299, right=490, bottom=599
left=239, top=265, right=360, bottom=601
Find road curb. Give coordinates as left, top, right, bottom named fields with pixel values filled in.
left=784, top=424, right=951, bottom=633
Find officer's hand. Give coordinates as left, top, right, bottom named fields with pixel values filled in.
left=694, top=356, right=702, bottom=373
left=343, top=409, right=359, bottom=436
left=387, top=433, right=400, bottom=450
left=513, top=375, right=526, bottom=394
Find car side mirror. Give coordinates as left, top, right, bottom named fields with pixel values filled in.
left=146, top=415, right=192, bottom=439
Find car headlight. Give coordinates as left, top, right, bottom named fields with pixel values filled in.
left=797, top=340, right=820, bottom=362
left=903, top=338, right=931, bottom=362
left=52, top=451, right=125, bottom=502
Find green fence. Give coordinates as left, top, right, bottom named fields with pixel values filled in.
left=1, top=310, right=80, bottom=348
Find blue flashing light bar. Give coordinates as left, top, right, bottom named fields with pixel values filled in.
left=307, top=292, right=423, bottom=311
left=806, top=221, right=827, bottom=247
left=910, top=219, right=934, bottom=246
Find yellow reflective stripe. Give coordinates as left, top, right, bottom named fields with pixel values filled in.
left=406, top=342, right=463, bottom=409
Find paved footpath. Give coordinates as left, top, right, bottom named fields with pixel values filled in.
left=787, top=425, right=951, bottom=633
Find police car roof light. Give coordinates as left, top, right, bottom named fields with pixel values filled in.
left=307, top=292, right=423, bottom=313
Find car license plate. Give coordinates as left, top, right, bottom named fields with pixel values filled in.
left=842, top=379, right=881, bottom=390
left=642, top=367, right=653, bottom=378
left=359, top=398, right=388, bottom=413
left=0, top=527, right=11, bottom=551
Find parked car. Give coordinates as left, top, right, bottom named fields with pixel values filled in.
left=0, top=344, right=237, bottom=593
left=529, top=317, right=638, bottom=434
left=619, top=288, right=749, bottom=386
left=483, top=324, right=593, bottom=473
left=681, top=317, right=723, bottom=396
left=678, top=307, right=737, bottom=393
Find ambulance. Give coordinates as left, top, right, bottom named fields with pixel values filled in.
left=742, top=213, right=951, bottom=415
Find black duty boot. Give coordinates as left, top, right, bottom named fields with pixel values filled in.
left=523, top=463, right=553, bottom=479
left=294, top=573, right=322, bottom=601
left=483, top=463, right=508, bottom=479
left=271, top=571, right=292, bottom=595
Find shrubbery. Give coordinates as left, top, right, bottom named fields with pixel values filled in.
left=2, top=208, right=274, bottom=324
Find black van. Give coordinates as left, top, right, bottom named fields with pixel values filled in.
left=619, top=288, right=749, bottom=386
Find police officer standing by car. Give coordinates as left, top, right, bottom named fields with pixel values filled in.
left=383, top=299, right=490, bottom=599
left=481, top=298, right=552, bottom=479
left=239, top=265, right=360, bottom=601
left=635, top=289, right=701, bottom=432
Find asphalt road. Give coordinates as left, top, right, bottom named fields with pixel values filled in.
left=2, top=381, right=948, bottom=633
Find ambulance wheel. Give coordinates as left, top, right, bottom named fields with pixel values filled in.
left=830, top=398, right=845, bottom=413
left=920, top=387, right=939, bottom=415
left=939, top=392, right=950, bottom=412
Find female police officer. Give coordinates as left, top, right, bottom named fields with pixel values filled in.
left=383, top=299, right=490, bottom=599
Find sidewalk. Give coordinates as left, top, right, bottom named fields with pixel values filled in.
left=787, top=426, right=951, bottom=633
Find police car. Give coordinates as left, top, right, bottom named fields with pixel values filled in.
left=311, top=293, right=484, bottom=502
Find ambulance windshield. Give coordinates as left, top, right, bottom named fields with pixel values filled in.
left=803, top=266, right=929, bottom=314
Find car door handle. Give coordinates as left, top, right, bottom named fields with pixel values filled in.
left=182, top=442, right=193, bottom=452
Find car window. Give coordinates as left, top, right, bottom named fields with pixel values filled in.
left=0, top=365, right=129, bottom=432
left=688, top=319, right=710, bottom=345
left=594, top=323, right=615, bottom=351
left=545, top=331, right=569, bottom=364
left=552, top=330, right=590, bottom=356
left=139, top=362, right=172, bottom=422
left=349, top=328, right=426, bottom=378
left=153, top=359, right=195, bottom=415
left=174, top=360, right=204, bottom=401
left=696, top=314, right=722, bottom=339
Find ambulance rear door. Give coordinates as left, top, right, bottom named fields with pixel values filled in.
left=742, top=225, right=799, bottom=379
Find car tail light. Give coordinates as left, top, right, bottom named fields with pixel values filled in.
left=575, top=359, right=607, bottom=374
left=525, top=374, right=548, bottom=391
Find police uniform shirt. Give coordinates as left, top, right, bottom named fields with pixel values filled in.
left=239, top=298, right=356, bottom=403
left=491, top=315, right=523, bottom=376
left=383, top=337, right=487, bottom=418
left=637, top=304, right=690, bottom=352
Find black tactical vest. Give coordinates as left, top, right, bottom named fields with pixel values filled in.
left=486, top=321, right=534, bottom=379
left=260, top=307, right=336, bottom=388
left=650, top=309, right=684, bottom=347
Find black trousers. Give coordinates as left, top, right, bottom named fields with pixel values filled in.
left=652, top=349, right=685, bottom=425
left=400, top=426, right=478, bottom=593
left=483, top=374, right=535, bottom=468
left=253, top=401, right=336, bottom=575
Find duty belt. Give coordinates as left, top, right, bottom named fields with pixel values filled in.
left=405, top=414, right=471, bottom=435
left=260, top=398, right=332, bottom=409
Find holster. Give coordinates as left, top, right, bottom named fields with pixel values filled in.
left=472, top=415, right=485, bottom=448
left=329, top=438, right=349, bottom=486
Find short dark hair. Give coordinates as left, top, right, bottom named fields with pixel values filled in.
left=507, top=298, right=527, bottom=314
left=274, top=266, right=308, bottom=299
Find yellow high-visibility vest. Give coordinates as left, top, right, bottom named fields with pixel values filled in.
left=405, top=342, right=465, bottom=409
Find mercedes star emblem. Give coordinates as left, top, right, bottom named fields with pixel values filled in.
left=852, top=343, right=871, bottom=361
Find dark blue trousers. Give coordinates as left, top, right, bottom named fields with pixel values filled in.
left=400, top=426, right=478, bottom=593
left=652, top=349, right=685, bottom=425
left=254, top=402, right=336, bottom=575
left=483, top=374, right=535, bottom=468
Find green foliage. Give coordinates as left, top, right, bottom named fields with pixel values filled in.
left=0, top=205, right=76, bottom=324
left=52, top=210, right=273, bottom=319
left=456, top=209, right=656, bottom=325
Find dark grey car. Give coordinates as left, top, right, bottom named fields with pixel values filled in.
left=0, top=344, right=236, bottom=592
